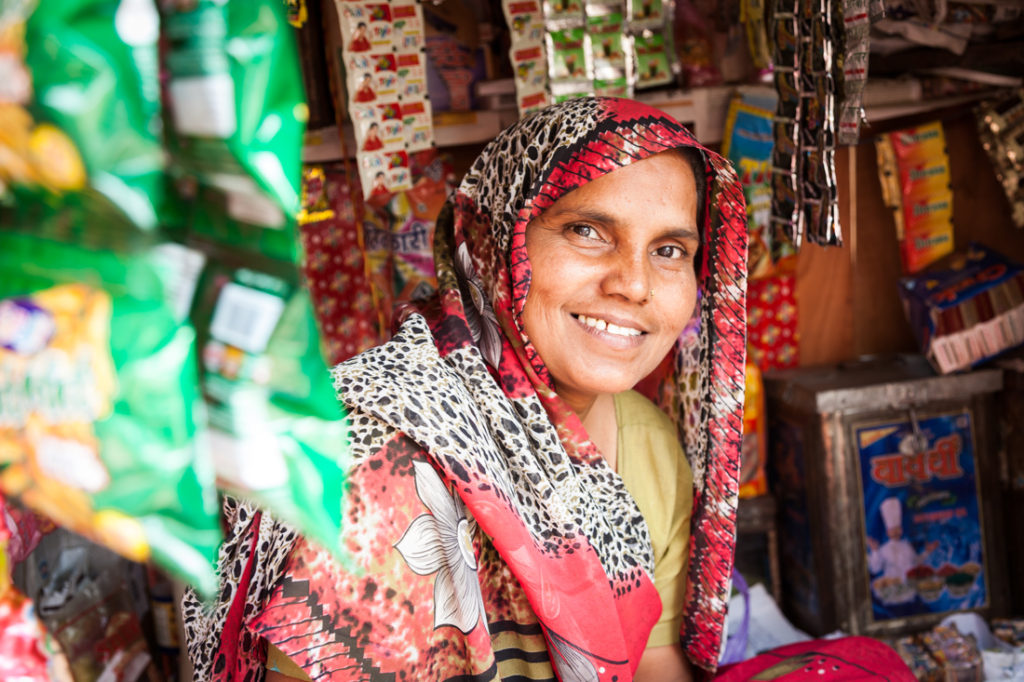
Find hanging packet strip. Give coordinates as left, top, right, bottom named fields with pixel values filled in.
left=504, top=0, right=551, bottom=115
left=975, top=91, right=1024, bottom=229
left=162, top=0, right=307, bottom=227
left=0, top=232, right=221, bottom=598
left=339, top=0, right=433, bottom=200
left=3, top=0, right=164, bottom=231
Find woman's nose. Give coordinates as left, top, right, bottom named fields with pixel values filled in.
left=601, top=248, right=651, bottom=303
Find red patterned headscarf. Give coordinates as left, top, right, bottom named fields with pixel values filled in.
left=411, top=96, right=747, bottom=673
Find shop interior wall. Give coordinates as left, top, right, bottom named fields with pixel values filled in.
left=798, top=107, right=1024, bottom=366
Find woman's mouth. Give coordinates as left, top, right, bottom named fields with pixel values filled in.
left=572, top=314, right=644, bottom=337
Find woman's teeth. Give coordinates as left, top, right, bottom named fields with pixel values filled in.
left=576, top=314, right=642, bottom=337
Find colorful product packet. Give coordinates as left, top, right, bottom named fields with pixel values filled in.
left=746, top=272, right=799, bottom=371
left=298, top=164, right=384, bottom=366
left=633, top=31, right=673, bottom=89
left=0, top=230, right=221, bottom=598
left=899, top=243, right=1024, bottom=374
left=3, top=0, right=164, bottom=232
left=162, top=0, right=307, bottom=228
left=544, top=0, right=586, bottom=26
left=875, top=122, right=954, bottom=273
left=588, top=11, right=630, bottom=83
left=722, top=94, right=778, bottom=279
left=740, top=361, right=768, bottom=498
left=547, top=27, right=593, bottom=97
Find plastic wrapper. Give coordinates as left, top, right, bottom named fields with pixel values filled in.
left=163, top=0, right=307, bottom=225
left=13, top=529, right=155, bottom=682
left=3, top=0, right=164, bottom=231
left=838, top=0, right=872, bottom=145
left=0, top=231, right=221, bottom=598
left=899, top=243, right=1024, bottom=374
left=769, top=0, right=842, bottom=251
left=185, top=199, right=353, bottom=560
left=920, top=624, right=983, bottom=681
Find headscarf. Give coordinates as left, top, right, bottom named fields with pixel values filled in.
left=418, top=96, right=747, bottom=672
left=183, top=97, right=746, bottom=680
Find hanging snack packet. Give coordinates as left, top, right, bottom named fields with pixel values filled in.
left=628, top=0, right=665, bottom=26
left=544, top=0, right=586, bottom=26
left=4, top=0, right=164, bottom=231
left=875, top=122, right=955, bottom=273
left=588, top=10, right=630, bottom=84
left=722, top=95, right=776, bottom=279
left=633, top=31, right=673, bottom=89
left=0, top=231, right=221, bottom=598
left=190, top=242, right=352, bottom=560
left=298, top=165, right=384, bottom=366
left=547, top=27, right=593, bottom=98
left=162, top=0, right=307, bottom=225
left=740, top=361, right=768, bottom=498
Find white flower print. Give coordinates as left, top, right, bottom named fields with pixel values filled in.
left=394, top=460, right=488, bottom=635
left=455, top=242, right=503, bottom=368
left=547, top=629, right=600, bottom=682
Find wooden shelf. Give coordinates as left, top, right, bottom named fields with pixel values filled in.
left=301, top=83, right=776, bottom=162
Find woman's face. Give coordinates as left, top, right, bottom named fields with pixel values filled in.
left=522, top=150, right=700, bottom=414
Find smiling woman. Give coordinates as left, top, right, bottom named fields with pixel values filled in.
left=183, top=97, right=750, bottom=682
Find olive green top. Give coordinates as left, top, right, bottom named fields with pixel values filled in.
left=615, top=389, right=694, bottom=649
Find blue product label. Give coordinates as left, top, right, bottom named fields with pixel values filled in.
left=857, top=411, right=986, bottom=622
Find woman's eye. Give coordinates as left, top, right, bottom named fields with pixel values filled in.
left=654, top=244, right=688, bottom=259
left=569, top=224, right=599, bottom=239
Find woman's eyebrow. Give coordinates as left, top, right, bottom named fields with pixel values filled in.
left=549, top=207, right=701, bottom=243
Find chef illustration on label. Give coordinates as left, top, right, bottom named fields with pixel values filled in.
left=867, top=497, right=938, bottom=603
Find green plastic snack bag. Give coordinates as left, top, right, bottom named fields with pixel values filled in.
left=162, top=0, right=308, bottom=227
left=189, top=248, right=351, bottom=559
left=2, top=0, right=165, bottom=230
left=0, top=231, right=221, bottom=598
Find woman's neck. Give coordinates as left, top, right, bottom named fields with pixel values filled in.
left=578, top=393, right=618, bottom=471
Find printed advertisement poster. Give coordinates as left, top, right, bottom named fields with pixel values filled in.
left=857, top=411, right=986, bottom=622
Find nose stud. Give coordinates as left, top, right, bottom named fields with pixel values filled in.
left=649, top=288, right=654, bottom=301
